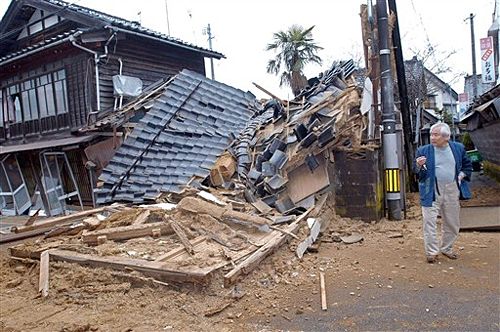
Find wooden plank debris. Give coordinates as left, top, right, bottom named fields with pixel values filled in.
left=170, top=220, right=195, bottom=256
left=10, top=242, right=96, bottom=260
left=82, top=222, right=173, bottom=245
left=132, top=210, right=151, bottom=225
left=12, top=206, right=111, bottom=233
left=204, top=300, right=232, bottom=317
left=39, top=250, right=50, bottom=298
left=0, top=228, right=49, bottom=244
left=178, top=197, right=271, bottom=227
left=223, top=207, right=313, bottom=287
left=48, top=249, right=210, bottom=284
left=25, top=208, right=42, bottom=226
left=320, top=272, right=327, bottom=311
left=155, top=236, right=207, bottom=262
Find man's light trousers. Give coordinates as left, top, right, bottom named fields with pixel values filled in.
left=421, top=182, right=460, bottom=256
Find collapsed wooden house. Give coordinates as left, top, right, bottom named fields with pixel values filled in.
left=3, top=59, right=386, bottom=291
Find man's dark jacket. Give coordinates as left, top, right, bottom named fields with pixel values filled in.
left=414, top=142, right=472, bottom=207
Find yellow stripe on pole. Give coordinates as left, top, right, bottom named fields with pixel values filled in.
left=385, top=169, right=400, bottom=193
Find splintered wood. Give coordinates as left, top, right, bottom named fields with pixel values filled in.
left=223, top=207, right=313, bottom=287
left=177, top=197, right=271, bottom=227
left=170, top=219, right=195, bottom=256
left=12, top=206, right=109, bottom=233
left=82, top=222, right=173, bottom=245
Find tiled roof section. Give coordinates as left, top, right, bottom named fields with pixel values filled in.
left=96, top=69, right=259, bottom=204
left=0, top=29, right=77, bottom=63
left=43, top=0, right=224, bottom=58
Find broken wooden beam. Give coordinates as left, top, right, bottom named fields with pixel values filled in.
left=132, top=210, right=151, bottom=225
left=223, top=207, right=313, bottom=287
left=178, top=197, right=270, bottom=227
left=0, top=228, right=49, bottom=244
left=82, top=222, right=173, bottom=245
left=25, top=208, right=41, bottom=226
left=170, top=220, right=195, bottom=256
left=48, top=249, right=210, bottom=284
left=11, top=206, right=111, bottom=233
left=252, top=82, right=287, bottom=106
left=155, top=236, right=207, bottom=262
left=10, top=242, right=96, bottom=260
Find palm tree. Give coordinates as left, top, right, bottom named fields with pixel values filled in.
left=266, top=25, right=323, bottom=96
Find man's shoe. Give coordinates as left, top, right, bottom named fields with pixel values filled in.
left=442, top=251, right=459, bottom=259
left=426, top=255, right=437, bottom=263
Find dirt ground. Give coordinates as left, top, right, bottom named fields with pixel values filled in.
left=0, top=183, right=499, bottom=331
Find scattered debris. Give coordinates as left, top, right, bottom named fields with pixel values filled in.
left=296, top=218, right=322, bottom=259
left=340, top=233, right=364, bottom=244
left=204, top=300, right=233, bottom=317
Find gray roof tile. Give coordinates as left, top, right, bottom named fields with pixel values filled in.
left=99, top=69, right=258, bottom=203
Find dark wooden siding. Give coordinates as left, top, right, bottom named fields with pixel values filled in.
left=98, top=35, right=206, bottom=111
left=65, top=53, right=93, bottom=129
left=0, top=45, right=93, bottom=139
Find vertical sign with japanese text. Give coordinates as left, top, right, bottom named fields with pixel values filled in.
left=480, top=36, right=495, bottom=83
left=458, top=92, right=468, bottom=120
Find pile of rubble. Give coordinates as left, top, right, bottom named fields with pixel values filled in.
left=3, top=59, right=376, bottom=293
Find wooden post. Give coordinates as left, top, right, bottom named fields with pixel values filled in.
left=320, top=272, right=327, bottom=311
left=39, top=250, right=50, bottom=298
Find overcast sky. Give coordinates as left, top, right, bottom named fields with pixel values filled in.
left=0, top=0, right=496, bottom=99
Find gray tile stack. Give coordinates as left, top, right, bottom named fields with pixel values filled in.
left=96, top=69, right=260, bottom=204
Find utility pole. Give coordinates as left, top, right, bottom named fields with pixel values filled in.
left=466, top=13, right=478, bottom=99
left=204, top=24, right=215, bottom=80
left=388, top=0, right=417, bottom=193
left=448, top=84, right=456, bottom=141
left=377, top=0, right=402, bottom=220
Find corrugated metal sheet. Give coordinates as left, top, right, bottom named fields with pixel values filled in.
left=96, top=69, right=260, bottom=204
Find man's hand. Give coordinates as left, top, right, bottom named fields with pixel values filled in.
left=416, top=156, right=427, bottom=169
left=458, top=172, right=465, bottom=184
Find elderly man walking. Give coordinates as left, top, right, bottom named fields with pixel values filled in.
left=414, top=122, right=472, bottom=263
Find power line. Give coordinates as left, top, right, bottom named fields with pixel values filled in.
left=410, top=0, right=439, bottom=66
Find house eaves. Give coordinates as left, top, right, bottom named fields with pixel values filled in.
left=0, top=29, right=80, bottom=66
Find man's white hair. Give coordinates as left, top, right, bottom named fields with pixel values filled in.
left=430, top=122, right=451, bottom=139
